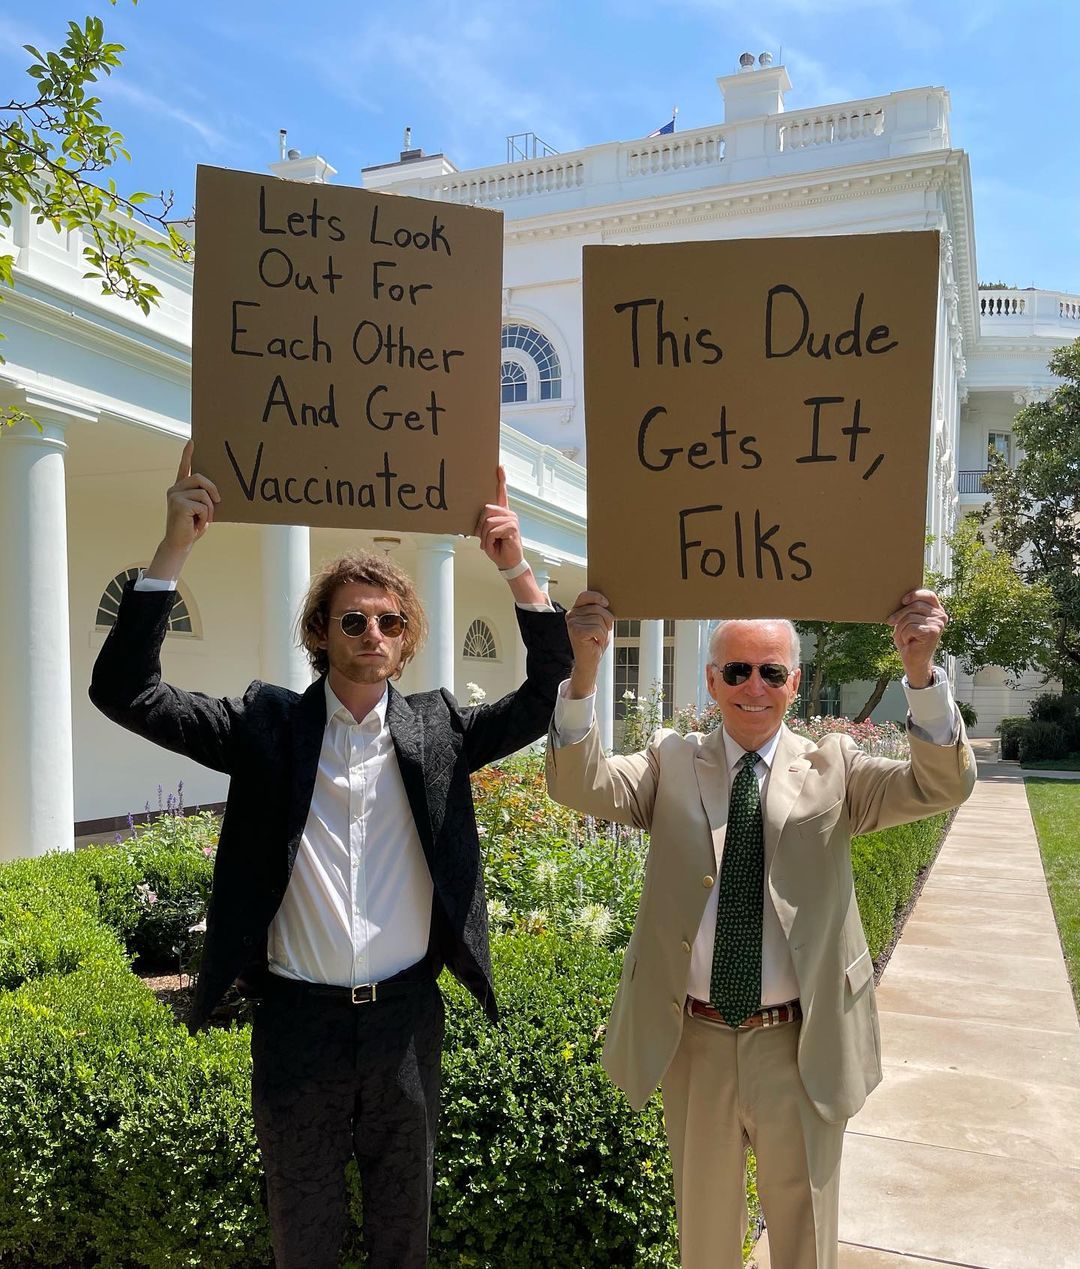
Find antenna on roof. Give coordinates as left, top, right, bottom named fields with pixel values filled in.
left=278, top=129, right=287, bottom=161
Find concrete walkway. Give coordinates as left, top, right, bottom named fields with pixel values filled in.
left=755, top=743, right=1080, bottom=1268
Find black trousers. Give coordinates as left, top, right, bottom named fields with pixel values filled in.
left=250, top=967, right=444, bottom=1269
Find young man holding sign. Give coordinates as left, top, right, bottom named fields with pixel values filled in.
left=90, top=444, right=572, bottom=1269
left=547, top=590, right=975, bottom=1268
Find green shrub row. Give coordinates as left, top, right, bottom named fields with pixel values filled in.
left=998, top=694, right=1080, bottom=764
left=0, top=849, right=680, bottom=1266
left=851, top=813, right=949, bottom=960
left=0, top=755, right=951, bottom=1266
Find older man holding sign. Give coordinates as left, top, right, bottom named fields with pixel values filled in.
left=547, top=589, right=974, bottom=1266
left=549, top=230, right=976, bottom=1265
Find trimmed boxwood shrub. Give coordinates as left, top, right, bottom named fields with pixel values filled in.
left=851, top=813, right=948, bottom=960
left=0, top=962, right=268, bottom=1268
left=429, top=934, right=678, bottom=1267
left=1019, top=719, right=1071, bottom=764
left=997, top=716, right=1029, bottom=761
left=0, top=858, right=127, bottom=992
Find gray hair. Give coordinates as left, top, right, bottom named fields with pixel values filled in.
left=708, top=619, right=801, bottom=669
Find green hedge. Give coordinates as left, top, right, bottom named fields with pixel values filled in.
left=0, top=783, right=950, bottom=1265
left=0, top=962, right=267, bottom=1268
left=998, top=716, right=1029, bottom=761
left=430, top=935, right=677, bottom=1267
left=851, top=813, right=948, bottom=960
left=0, top=851, right=680, bottom=1267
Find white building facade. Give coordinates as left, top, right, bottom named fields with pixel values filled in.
left=1, top=58, right=1076, bottom=859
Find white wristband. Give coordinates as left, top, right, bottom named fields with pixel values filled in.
left=499, top=559, right=532, bottom=580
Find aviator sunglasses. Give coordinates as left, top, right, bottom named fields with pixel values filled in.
left=716, top=661, right=794, bottom=688
left=330, top=611, right=408, bottom=638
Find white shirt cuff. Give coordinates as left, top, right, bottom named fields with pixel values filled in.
left=515, top=599, right=555, bottom=613
left=552, top=678, right=596, bottom=746
left=133, top=569, right=178, bottom=593
left=902, top=667, right=959, bottom=746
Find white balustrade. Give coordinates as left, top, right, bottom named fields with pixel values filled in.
left=979, top=291, right=1027, bottom=317
left=624, top=129, right=727, bottom=177
left=778, top=105, right=887, bottom=151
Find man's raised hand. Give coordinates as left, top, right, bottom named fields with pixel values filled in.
left=164, top=440, right=221, bottom=552
left=887, top=588, right=948, bottom=688
left=144, top=441, right=221, bottom=582
left=565, top=590, right=614, bottom=697
left=475, top=465, right=523, bottom=570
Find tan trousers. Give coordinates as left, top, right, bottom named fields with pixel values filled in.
left=661, top=1013, right=847, bottom=1269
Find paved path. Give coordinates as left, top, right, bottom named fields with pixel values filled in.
left=755, top=745, right=1080, bottom=1268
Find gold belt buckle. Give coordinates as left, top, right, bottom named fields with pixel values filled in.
left=351, top=983, right=377, bottom=1004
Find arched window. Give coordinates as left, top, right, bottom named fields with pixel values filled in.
left=501, top=323, right=562, bottom=402
left=96, top=568, right=194, bottom=635
left=463, top=618, right=498, bottom=660
left=500, top=359, right=528, bottom=403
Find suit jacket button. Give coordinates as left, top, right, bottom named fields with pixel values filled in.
left=703, top=875, right=715, bottom=888
left=682, top=940, right=692, bottom=953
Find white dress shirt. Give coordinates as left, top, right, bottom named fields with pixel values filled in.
left=267, top=680, right=433, bottom=987
left=552, top=669, right=959, bottom=1007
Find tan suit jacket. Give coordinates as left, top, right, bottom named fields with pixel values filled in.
left=547, top=719, right=975, bottom=1122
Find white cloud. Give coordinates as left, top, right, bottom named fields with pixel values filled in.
left=101, top=79, right=233, bottom=154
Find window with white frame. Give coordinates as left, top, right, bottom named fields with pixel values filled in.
left=462, top=618, right=498, bottom=660
left=987, top=431, right=1012, bottom=464
left=501, top=323, right=562, bottom=403
left=96, top=567, right=194, bottom=634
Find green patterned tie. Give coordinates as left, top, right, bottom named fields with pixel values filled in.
left=709, top=750, right=764, bottom=1027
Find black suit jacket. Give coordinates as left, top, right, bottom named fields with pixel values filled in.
left=90, top=583, right=573, bottom=1032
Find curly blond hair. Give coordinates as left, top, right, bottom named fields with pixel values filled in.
left=297, top=550, right=428, bottom=678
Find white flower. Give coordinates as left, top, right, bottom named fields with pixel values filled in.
left=466, top=681, right=487, bottom=705
left=534, top=859, right=559, bottom=889
left=573, top=903, right=615, bottom=945
left=486, top=899, right=510, bottom=925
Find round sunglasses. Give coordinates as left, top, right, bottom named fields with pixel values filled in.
left=330, top=611, right=408, bottom=638
left=715, top=661, right=794, bottom=688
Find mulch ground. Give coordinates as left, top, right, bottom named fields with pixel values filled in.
left=138, top=971, right=194, bottom=1024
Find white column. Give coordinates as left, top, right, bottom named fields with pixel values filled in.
left=595, top=640, right=615, bottom=751
left=0, top=417, right=75, bottom=858
left=260, top=524, right=312, bottom=692
left=673, top=620, right=701, bottom=719
left=698, top=620, right=715, bottom=712
left=638, top=619, right=665, bottom=705
left=413, top=535, right=455, bottom=691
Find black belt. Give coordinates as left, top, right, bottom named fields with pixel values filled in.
left=263, top=956, right=435, bottom=1005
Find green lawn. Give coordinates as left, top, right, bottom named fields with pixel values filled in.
left=1026, top=779, right=1080, bottom=1011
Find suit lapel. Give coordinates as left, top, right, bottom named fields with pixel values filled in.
left=386, top=685, right=435, bottom=866
left=763, top=725, right=811, bottom=868
left=694, top=728, right=731, bottom=867
left=287, top=678, right=327, bottom=868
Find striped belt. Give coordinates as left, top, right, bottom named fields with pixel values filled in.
left=686, top=997, right=802, bottom=1030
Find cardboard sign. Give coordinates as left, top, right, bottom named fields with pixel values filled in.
left=583, top=232, right=939, bottom=622
left=191, top=165, right=503, bottom=533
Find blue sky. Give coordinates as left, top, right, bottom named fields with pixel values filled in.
left=6, top=0, right=1079, bottom=292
